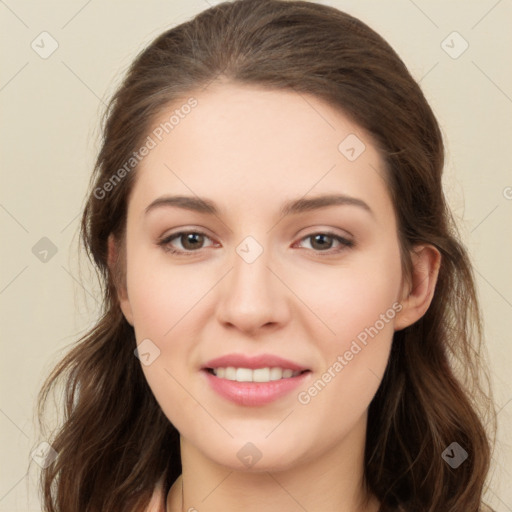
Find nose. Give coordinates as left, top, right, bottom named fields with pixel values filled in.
left=215, top=240, right=290, bottom=335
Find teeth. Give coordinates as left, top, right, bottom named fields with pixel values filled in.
left=211, top=366, right=302, bottom=382
left=236, top=368, right=253, bottom=382
left=253, top=368, right=270, bottom=382
left=225, top=367, right=236, bottom=380
left=269, top=367, right=283, bottom=381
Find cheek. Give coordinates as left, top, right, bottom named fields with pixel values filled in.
left=294, top=247, right=401, bottom=406
left=295, top=275, right=398, bottom=442
left=293, top=249, right=403, bottom=344
left=127, top=259, right=208, bottom=430
left=126, top=252, right=212, bottom=339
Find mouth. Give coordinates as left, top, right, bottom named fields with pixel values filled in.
left=202, top=365, right=312, bottom=406
left=205, top=366, right=310, bottom=382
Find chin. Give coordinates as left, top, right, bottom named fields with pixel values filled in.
left=197, top=434, right=309, bottom=473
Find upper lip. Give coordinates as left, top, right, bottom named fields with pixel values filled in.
left=202, top=353, right=310, bottom=372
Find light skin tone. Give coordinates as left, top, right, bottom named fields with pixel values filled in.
left=108, top=82, right=441, bottom=512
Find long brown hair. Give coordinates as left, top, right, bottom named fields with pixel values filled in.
left=36, top=1, right=496, bottom=510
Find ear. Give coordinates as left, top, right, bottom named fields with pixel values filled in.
left=394, top=244, right=441, bottom=331
left=107, top=234, right=134, bottom=326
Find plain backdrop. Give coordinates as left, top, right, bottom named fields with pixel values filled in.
left=0, top=0, right=511, bottom=510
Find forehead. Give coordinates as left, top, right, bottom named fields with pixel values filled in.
left=129, top=83, right=393, bottom=222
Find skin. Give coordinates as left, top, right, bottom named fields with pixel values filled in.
left=108, top=82, right=441, bottom=512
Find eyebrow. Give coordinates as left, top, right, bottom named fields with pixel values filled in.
left=144, top=193, right=374, bottom=218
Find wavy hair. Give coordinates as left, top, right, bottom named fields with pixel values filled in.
left=37, top=1, right=496, bottom=510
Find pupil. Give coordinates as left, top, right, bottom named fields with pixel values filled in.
left=184, top=233, right=202, bottom=249
left=313, top=234, right=331, bottom=250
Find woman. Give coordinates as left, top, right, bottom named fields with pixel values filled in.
left=37, top=0, right=496, bottom=510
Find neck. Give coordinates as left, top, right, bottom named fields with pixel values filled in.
left=166, top=415, right=380, bottom=512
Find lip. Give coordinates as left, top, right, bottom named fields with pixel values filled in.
left=203, top=369, right=311, bottom=406
left=201, top=353, right=311, bottom=407
left=202, top=353, right=309, bottom=372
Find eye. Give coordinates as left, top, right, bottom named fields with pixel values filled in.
left=158, top=230, right=354, bottom=256
left=295, top=232, right=354, bottom=255
left=158, top=230, right=215, bottom=255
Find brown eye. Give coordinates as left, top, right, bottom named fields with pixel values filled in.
left=309, top=233, right=335, bottom=251
left=298, top=232, right=354, bottom=254
left=158, top=231, right=214, bottom=255
left=179, top=232, right=206, bottom=250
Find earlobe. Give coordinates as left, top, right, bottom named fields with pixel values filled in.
left=107, top=234, right=134, bottom=326
left=394, top=244, right=441, bottom=331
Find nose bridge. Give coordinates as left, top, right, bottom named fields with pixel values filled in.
left=216, top=233, right=287, bottom=332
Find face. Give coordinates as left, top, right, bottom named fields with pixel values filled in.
left=116, top=82, right=413, bottom=472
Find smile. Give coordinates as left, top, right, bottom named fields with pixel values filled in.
left=202, top=367, right=311, bottom=406
left=209, top=366, right=305, bottom=382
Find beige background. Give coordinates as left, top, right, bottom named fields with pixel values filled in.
left=1, top=0, right=511, bottom=510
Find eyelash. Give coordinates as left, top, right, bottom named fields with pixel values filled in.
left=157, top=230, right=355, bottom=257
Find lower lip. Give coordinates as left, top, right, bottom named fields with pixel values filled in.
left=203, top=370, right=311, bottom=406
